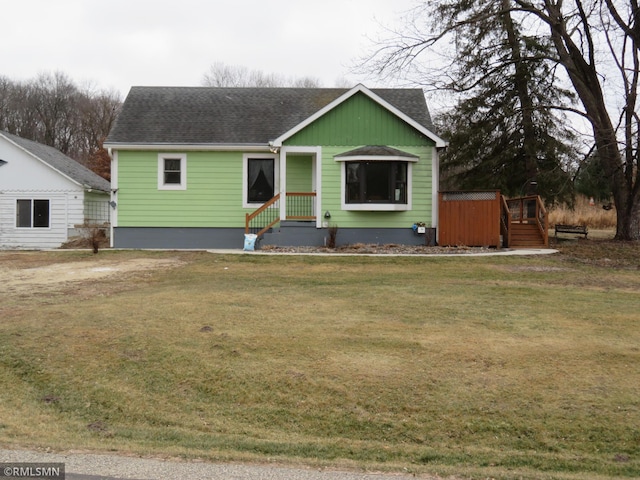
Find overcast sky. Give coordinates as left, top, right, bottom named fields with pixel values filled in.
left=2, top=0, right=419, bottom=98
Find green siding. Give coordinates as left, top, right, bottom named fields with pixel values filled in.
left=286, top=155, right=313, bottom=192
left=117, top=150, right=250, bottom=227
left=320, top=145, right=433, bottom=229
left=285, top=92, right=435, bottom=147
left=117, top=146, right=433, bottom=230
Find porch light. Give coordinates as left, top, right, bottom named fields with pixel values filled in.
left=324, top=210, right=331, bottom=219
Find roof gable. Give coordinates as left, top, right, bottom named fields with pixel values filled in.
left=274, top=84, right=446, bottom=148
left=105, top=85, right=445, bottom=148
left=0, top=131, right=110, bottom=192
left=281, top=90, right=435, bottom=147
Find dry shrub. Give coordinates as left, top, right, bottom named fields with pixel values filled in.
left=326, top=224, right=339, bottom=249
left=548, top=195, right=616, bottom=229
left=61, top=225, right=109, bottom=252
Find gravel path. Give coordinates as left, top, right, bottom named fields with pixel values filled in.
left=0, top=449, right=445, bottom=480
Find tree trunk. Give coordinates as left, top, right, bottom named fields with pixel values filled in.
left=501, top=0, right=538, bottom=193
left=542, top=0, right=640, bottom=239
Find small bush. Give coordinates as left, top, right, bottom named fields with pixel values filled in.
left=79, top=221, right=108, bottom=254
left=326, top=224, right=339, bottom=249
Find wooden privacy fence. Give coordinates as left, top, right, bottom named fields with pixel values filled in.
left=439, top=191, right=501, bottom=247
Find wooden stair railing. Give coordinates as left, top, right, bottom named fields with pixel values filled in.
left=535, top=196, right=549, bottom=247
left=245, top=193, right=281, bottom=237
left=500, top=195, right=511, bottom=248
left=245, top=192, right=317, bottom=238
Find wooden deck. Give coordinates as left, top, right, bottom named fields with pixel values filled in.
left=439, top=192, right=548, bottom=248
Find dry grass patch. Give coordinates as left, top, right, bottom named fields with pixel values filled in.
left=0, top=248, right=639, bottom=479
left=548, top=195, right=617, bottom=229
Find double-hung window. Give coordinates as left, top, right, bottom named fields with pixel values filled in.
left=16, top=199, right=50, bottom=228
left=158, top=153, right=187, bottom=190
left=243, top=154, right=278, bottom=207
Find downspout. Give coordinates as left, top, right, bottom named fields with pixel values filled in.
left=108, top=147, right=117, bottom=248
left=432, top=146, right=442, bottom=245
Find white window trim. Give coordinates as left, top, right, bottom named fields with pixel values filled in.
left=158, top=153, right=187, bottom=190
left=339, top=160, right=413, bottom=212
left=15, top=198, right=51, bottom=229
left=243, top=153, right=279, bottom=208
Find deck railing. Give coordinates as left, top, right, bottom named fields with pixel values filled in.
left=285, top=192, right=316, bottom=220
left=245, top=192, right=317, bottom=237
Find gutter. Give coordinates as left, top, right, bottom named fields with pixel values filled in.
left=103, top=143, right=272, bottom=152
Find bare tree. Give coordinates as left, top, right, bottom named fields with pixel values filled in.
left=512, top=0, right=640, bottom=240
left=30, top=72, right=79, bottom=154
left=202, top=62, right=322, bottom=88
left=0, top=72, right=121, bottom=179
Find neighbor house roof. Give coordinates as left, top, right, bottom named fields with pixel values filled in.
left=0, top=131, right=110, bottom=192
left=105, top=84, right=443, bottom=147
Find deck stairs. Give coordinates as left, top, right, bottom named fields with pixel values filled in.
left=509, top=222, right=547, bottom=248
left=502, top=195, right=549, bottom=248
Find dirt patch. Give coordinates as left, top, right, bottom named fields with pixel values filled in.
left=1, top=257, right=184, bottom=294
left=497, top=265, right=572, bottom=273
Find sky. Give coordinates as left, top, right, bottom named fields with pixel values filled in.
left=2, top=0, right=419, bottom=99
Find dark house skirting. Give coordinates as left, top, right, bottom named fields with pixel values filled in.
left=113, top=227, right=437, bottom=249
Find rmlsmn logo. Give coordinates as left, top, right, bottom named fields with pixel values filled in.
left=1, top=463, right=65, bottom=479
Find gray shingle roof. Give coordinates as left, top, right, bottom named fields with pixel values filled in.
left=0, top=131, right=110, bottom=192
left=105, top=86, right=435, bottom=145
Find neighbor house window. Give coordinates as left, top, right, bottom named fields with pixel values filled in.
left=243, top=154, right=278, bottom=206
left=158, top=153, right=187, bottom=190
left=346, top=161, right=407, bottom=204
left=16, top=199, right=50, bottom=228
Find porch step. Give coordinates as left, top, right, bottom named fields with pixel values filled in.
left=280, top=220, right=316, bottom=227
left=260, top=220, right=324, bottom=247
left=509, top=223, right=546, bottom=248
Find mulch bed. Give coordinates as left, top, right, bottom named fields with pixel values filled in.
left=259, top=243, right=496, bottom=255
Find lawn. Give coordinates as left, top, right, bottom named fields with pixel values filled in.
left=0, top=240, right=639, bottom=480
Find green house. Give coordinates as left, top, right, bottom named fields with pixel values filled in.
left=104, top=84, right=447, bottom=249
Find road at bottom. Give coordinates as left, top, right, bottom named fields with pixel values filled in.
left=0, top=449, right=440, bottom=480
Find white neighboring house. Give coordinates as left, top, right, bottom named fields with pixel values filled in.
left=0, top=131, right=111, bottom=249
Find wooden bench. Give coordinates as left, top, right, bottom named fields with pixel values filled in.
left=554, top=224, right=588, bottom=239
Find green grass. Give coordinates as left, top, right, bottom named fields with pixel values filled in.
left=0, top=243, right=639, bottom=479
